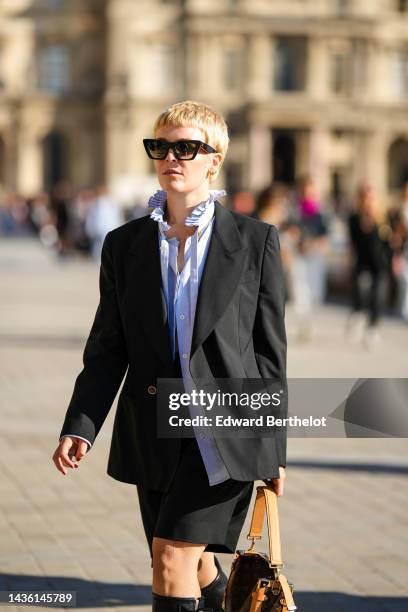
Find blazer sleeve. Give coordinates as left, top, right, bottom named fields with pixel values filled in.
left=59, top=231, right=129, bottom=447
left=253, top=225, right=288, bottom=467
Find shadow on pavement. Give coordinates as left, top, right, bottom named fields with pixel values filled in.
left=1, top=575, right=407, bottom=609
left=1, top=573, right=152, bottom=607
left=295, top=591, right=407, bottom=611
left=289, top=460, right=408, bottom=475
left=0, top=333, right=86, bottom=349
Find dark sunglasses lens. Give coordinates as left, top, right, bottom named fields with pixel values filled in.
left=147, top=140, right=168, bottom=159
left=174, top=141, right=198, bottom=159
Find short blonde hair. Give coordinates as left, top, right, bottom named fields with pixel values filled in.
left=153, top=100, right=229, bottom=180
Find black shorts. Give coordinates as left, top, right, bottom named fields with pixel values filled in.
left=136, top=436, right=254, bottom=557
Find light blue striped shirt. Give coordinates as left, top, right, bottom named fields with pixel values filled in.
left=148, top=189, right=231, bottom=486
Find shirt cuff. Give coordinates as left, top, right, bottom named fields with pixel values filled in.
left=59, top=434, right=92, bottom=450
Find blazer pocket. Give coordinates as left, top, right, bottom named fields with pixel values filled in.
left=240, top=268, right=258, bottom=284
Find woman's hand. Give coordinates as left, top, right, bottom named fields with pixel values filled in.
left=263, top=466, right=286, bottom=496
left=52, top=436, right=88, bottom=476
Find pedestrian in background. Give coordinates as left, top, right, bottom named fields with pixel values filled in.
left=252, top=183, right=292, bottom=302
left=49, top=181, right=73, bottom=258
left=388, top=181, right=408, bottom=322
left=252, top=182, right=288, bottom=229
left=397, top=181, right=408, bottom=322
left=286, top=175, right=329, bottom=341
left=347, top=183, right=389, bottom=348
left=84, top=185, right=122, bottom=261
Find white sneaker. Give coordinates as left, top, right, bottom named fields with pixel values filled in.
left=363, top=327, right=382, bottom=350
left=346, top=312, right=366, bottom=344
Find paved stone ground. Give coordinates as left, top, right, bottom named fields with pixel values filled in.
left=0, top=238, right=407, bottom=611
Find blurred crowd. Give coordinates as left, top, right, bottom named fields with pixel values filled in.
left=1, top=177, right=408, bottom=346
left=251, top=177, right=408, bottom=347
left=0, top=181, right=146, bottom=261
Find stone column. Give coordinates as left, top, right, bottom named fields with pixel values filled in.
left=17, top=131, right=42, bottom=196
left=105, top=107, right=131, bottom=186
left=307, top=126, right=331, bottom=200
left=247, top=34, right=273, bottom=100
left=248, top=125, right=272, bottom=191
left=72, top=123, right=104, bottom=188
left=307, top=35, right=329, bottom=100
left=359, top=129, right=388, bottom=202
left=366, top=40, right=389, bottom=103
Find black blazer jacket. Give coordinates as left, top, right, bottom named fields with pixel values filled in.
left=59, top=201, right=288, bottom=491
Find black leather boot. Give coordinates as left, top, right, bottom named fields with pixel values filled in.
left=200, top=556, right=228, bottom=612
left=152, top=593, right=206, bottom=611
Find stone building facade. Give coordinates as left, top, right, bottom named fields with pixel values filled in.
left=1, top=0, right=408, bottom=205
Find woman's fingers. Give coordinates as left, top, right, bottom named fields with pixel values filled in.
left=273, top=477, right=285, bottom=497
left=54, top=454, right=67, bottom=475
left=59, top=439, right=76, bottom=469
left=263, top=466, right=286, bottom=497
left=72, top=440, right=88, bottom=463
left=264, top=478, right=284, bottom=496
left=52, top=437, right=86, bottom=475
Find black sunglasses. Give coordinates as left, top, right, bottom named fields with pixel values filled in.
left=143, top=138, right=216, bottom=160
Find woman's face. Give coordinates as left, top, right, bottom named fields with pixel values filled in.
left=153, top=125, right=221, bottom=194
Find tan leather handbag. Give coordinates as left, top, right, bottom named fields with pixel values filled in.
left=222, top=485, right=296, bottom=612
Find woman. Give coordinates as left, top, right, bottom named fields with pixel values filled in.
left=251, top=183, right=288, bottom=229
left=347, top=183, right=388, bottom=348
left=52, top=101, right=288, bottom=612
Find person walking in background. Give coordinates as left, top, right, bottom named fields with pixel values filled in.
left=70, top=187, right=95, bottom=255
left=397, top=181, right=408, bottom=322
left=347, top=183, right=389, bottom=348
left=252, top=183, right=288, bottom=229
left=252, top=183, right=292, bottom=302
left=286, top=175, right=329, bottom=341
left=297, top=175, right=329, bottom=306
left=385, top=181, right=408, bottom=322
left=52, top=100, right=288, bottom=612
left=49, top=181, right=73, bottom=258
left=84, top=185, right=123, bottom=261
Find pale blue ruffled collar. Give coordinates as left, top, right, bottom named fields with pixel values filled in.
left=148, top=189, right=226, bottom=232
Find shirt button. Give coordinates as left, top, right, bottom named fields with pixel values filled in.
left=179, top=314, right=185, bottom=320
left=182, top=353, right=188, bottom=359
left=147, top=385, right=157, bottom=395
left=199, top=432, right=206, bottom=439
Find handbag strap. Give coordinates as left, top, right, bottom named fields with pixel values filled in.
left=247, top=485, right=283, bottom=566
left=278, top=574, right=297, bottom=611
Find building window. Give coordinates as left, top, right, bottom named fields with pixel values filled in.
left=274, top=37, right=307, bottom=92
left=391, top=49, right=408, bottom=98
left=224, top=48, right=241, bottom=91
left=37, top=45, right=70, bottom=93
left=335, top=0, right=348, bottom=15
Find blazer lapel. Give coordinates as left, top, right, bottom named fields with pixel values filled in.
left=190, top=201, right=248, bottom=358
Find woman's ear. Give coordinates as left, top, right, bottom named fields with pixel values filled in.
left=208, top=153, right=223, bottom=181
